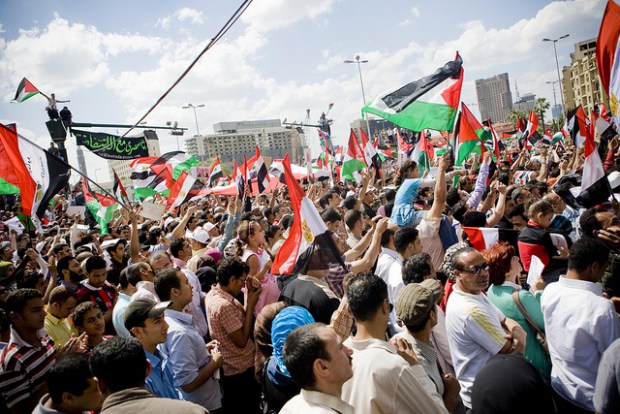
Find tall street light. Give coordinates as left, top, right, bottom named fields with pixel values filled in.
left=182, top=103, right=205, bottom=135
left=542, top=34, right=569, bottom=115
left=345, top=55, right=372, bottom=139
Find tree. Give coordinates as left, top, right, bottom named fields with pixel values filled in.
left=507, top=109, right=527, bottom=125
left=534, top=97, right=550, bottom=133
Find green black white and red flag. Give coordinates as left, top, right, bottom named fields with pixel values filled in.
left=11, top=77, right=41, bottom=103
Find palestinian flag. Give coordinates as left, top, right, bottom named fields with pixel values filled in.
left=82, top=178, right=117, bottom=234
left=112, top=169, right=129, bottom=205
left=341, top=129, right=367, bottom=181
left=0, top=131, right=21, bottom=194
left=133, top=165, right=172, bottom=199
left=462, top=227, right=519, bottom=252
left=252, top=147, right=270, bottom=194
left=271, top=154, right=344, bottom=275
left=11, top=77, right=41, bottom=103
left=0, top=123, right=71, bottom=227
left=168, top=170, right=204, bottom=210
left=411, top=130, right=434, bottom=176
left=150, top=151, right=199, bottom=180
left=487, top=120, right=501, bottom=161
left=396, top=129, right=413, bottom=166
left=236, top=156, right=246, bottom=197
left=453, top=102, right=485, bottom=166
left=130, top=157, right=158, bottom=199
left=359, top=128, right=381, bottom=175
left=334, top=146, right=343, bottom=163
left=362, top=52, right=464, bottom=132
left=577, top=116, right=611, bottom=208
left=209, top=156, right=223, bottom=187
left=596, top=0, right=620, bottom=126
left=523, top=110, right=540, bottom=149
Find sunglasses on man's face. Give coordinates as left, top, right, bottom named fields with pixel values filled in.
left=456, top=264, right=489, bottom=276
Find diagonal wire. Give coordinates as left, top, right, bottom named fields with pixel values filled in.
left=121, top=0, right=254, bottom=138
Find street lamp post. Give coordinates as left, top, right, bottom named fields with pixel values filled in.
left=344, top=55, right=372, bottom=140
left=182, top=103, right=205, bottom=135
left=546, top=80, right=560, bottom=129
left=543, top=34, right=569, bottom=115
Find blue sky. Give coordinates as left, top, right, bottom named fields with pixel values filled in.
left=0, top=0, right=607, bottom=182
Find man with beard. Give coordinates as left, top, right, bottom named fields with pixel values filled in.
left=44, top=286, right=78, bottom=346
left=56, top=256, right=86, bottom=292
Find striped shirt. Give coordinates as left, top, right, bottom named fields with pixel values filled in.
left=0, top=327, right=57, bottom=408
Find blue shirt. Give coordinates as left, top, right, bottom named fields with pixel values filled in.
left=112, top=292, right=132, bottom=338
left=390, top=178, right=434, bottom=226
left=145, top=348, right=182, bottom=400
left=163, top=309, right=222, bottom=411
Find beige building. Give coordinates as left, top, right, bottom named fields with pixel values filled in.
left=475, top=73, right=513, bottom=123
left=185, top=119, right=304, bottom=165
left=107, top=130, right=161, bottom=196
left=562, top=38, right=609, bottom=115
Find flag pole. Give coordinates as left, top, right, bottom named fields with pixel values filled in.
left=16, top=132, right=130, bottom=212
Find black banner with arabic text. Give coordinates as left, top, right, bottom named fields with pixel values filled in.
left=73, top=129, right=149, bottom=160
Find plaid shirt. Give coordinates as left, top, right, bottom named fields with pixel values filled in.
left=0, top=327, right=56, bottom=408
left=205, top=285, right=255, bottom=376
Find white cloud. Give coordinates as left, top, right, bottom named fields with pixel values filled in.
left=240, top=0, right=336, bottom=33
left=399, top=19, right=412, bottom=27
left=411, top=6, right=420, bottom=18
left=156, top=7, right=204, bottom=29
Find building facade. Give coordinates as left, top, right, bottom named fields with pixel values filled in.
left=107, top=130, right=161, bottom=196
left=475, top=73, right=513, bottom=123
left=185, top=119, right=304, bottom=164
left=562, top=38, right=609, bottom=115
left=513, top=93, right=536, bottom=113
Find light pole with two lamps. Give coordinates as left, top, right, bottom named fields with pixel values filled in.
left=182, top=103, right=205, bottom=135
left=344, top=55, right=373, bottom=141
left=542, top=34, right=569, bottom=115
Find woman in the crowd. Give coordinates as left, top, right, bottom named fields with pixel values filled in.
left=483, top=242, right=551, bottom=381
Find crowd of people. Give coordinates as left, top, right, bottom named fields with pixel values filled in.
left=0, top=134, right=620, bottom=414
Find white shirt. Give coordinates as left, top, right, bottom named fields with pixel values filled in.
left=541, top=276, right=620, bottom=411
left=182, top=268, right=209, bottom=339
left=341, top=337, right=447, bottom=414
left=430, top=304, right=454, bottom=375
left=280, top=389, right=354, bottom=414
left=418, top=214, right=444, bottom=271
left=375, top=248, right=398, bottom=284
left=131, top=281, right=159, bottom=303
left=445, top=287, right=506, bottom=408
left=386, top=257, right=405, bottom=333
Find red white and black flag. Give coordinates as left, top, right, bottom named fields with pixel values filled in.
left=253, top=146, right=270, bottom=194
left=209, top=156, right=223, bottom=187
left=577, top=115, right=611, bottom=208
left=112, top=168, right=129, bottom=205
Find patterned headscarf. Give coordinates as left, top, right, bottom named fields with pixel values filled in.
left=271, top=306, right=315, bottom=377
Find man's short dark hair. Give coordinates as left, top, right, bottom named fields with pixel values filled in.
left=347, top=273, right=387, bottom=322
left=568, top=237, right=610, bottom=272
left=90, top=337, right=147, bottom=393
left=154, top=268, right=181, bottom=301
left=280, top=214, right=294, bottom=231
left=321, top=208, right=342, bottom=225
left=342, top=195, right=357, bottom=210
left=48, top=353, right=93, bottom=404
left=380, top=228, right=395, bottom=247
left=344, top=209, right=363, bottom=230
left=283, top=323, right=330, bottom=389
left=84, top=255, right=106, bottom=274
left=462, top=211, right=487, bottom=227
left=216, top=257, right=249, bottom=286
left=402, top=253, right=432, bottom=285
left=48, top=285, right=77, bottom=305
left=56, top=256, right=76, bottom=277
left=508, top=204, right=528, bottom=220
left=126, top=263, right=149, bottom=287
left=579, top=207, right=608, bottom=238
left=5, top=288, right=42, bottom=314
left=52, top=243, right=70, bottom=255
left=393, top=227, right=419, bottom=255
left=169, top=238, right=185, bottom=259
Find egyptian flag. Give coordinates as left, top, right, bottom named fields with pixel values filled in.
left=168, top=170, right=205, bottom=211
left=11, top=77, right=41, bottom=103
left=462, top=227, right=519, bottom=252
left=577, top=117, right=611, bottom=208
left=597, top=0, right=620, bottom=126
left=112, top=169, right=129, bottom=205
left=271, top=154, right=345, bottom=275
left=209, top=156, right=223, bottom=187
left=0, top=123, right=71, bottom=227
left=524, top=110, right=539, bottom=147
left=253, top=146, right=270, bottom=194
left=567, top=106, right=589, bottom=148
left=360, top=127, right=381, bottom=176
left=516, top=116, right=527, bottom=133
left=236, top=156, right=246, bottom=197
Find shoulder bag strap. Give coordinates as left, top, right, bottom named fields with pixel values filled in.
left=511, top=290, right=544, bottom=337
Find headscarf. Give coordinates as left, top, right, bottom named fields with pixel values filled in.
left=203, top=248, right=222, bottom=264
left=270, top=306, right=315, bottom=378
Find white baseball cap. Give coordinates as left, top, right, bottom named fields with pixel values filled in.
left=190, top=228, right=210, bottom=245
left=203, top=222, right=217, bottom=233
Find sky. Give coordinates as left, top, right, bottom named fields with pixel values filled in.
left=0, top=0, right=608, bottom=183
